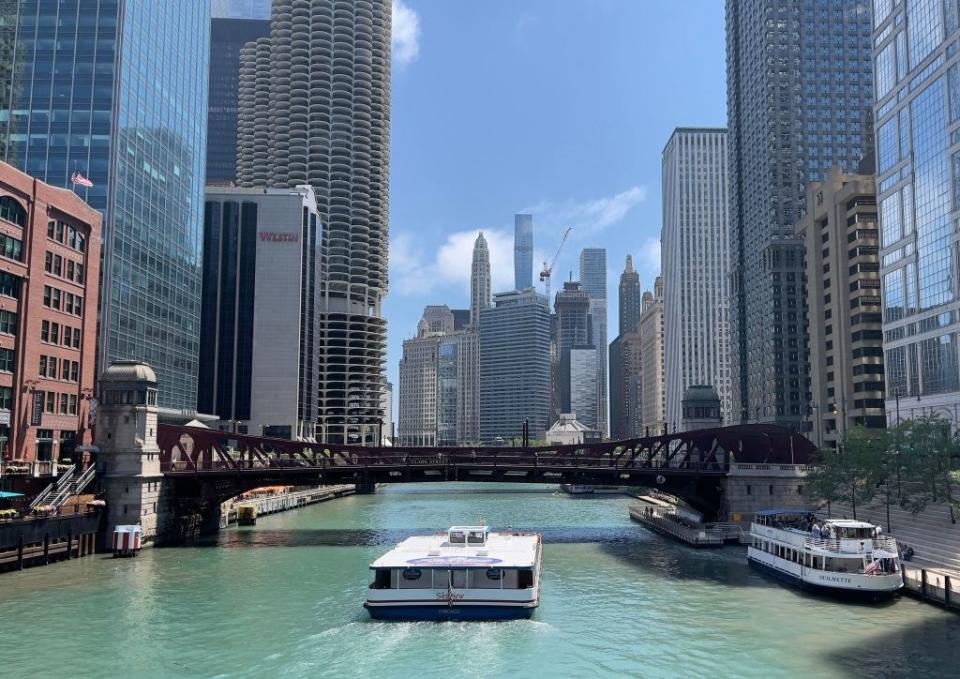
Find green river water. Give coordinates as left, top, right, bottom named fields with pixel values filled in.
left=0, top=483, right=958, bottom=678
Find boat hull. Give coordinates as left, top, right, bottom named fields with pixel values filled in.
left=748, top=557, right=901, bottom=602
left=365, top=603, right=536, bottom=621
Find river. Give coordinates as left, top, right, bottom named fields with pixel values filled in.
left=0, top=483, right=958, bottom=678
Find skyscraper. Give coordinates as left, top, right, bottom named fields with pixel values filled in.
left=579, top=248, right=608, bottom=435
left=796, top=169, right=883, bottom=448
left=199, top=186, right=322, bottom=440
left=235, top=0, right=391, bottom=444
left=610, top=254, right=644, bottom=439
left=726, top=0, right=874, bottom=429
left=639, top=277, right=666, bottom=434
left=0, top=1, right=211, bottom=412
left=554, top=281, right=597, bottom=429
left=609, top=326, right=643, bottom=439
left=618, top=255, right=642, bottom=335
left=207, top=5, right=271, bottom=183
left=662, top=128, right=732, bottom=427
left=479, top=289, right=552, bottom=443
left=398, top=315, right=440, bottom=447
left=457, top=233, right=489, bottom=444
left=873, top=1, right=960, bottom=430
left=471, top=232, right=492, bottom=326
left=514, top=213, right=534, bottom=290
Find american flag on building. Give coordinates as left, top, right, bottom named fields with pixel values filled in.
left=70, top=171, right=93, bottom=188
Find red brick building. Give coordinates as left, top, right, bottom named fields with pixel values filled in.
left=0, top=162, right=101, bottom=468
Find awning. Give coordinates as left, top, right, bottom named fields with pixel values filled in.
left=0, top=491, right=24, bottom=499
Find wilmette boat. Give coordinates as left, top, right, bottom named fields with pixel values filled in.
left=365, top=526, right=542, bottom=621
left=747, top=510, right=903, bottom=600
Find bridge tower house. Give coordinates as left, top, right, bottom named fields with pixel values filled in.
left=94, top=361, right=174, bottom=547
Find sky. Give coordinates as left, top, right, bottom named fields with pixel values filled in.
left=387, top=0, right=727, bottom=398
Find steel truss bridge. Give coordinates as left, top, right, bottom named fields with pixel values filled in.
left=158, top=424, right=814, bottom=520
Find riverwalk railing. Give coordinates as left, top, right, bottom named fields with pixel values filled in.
left=902, top=563, right=960, bottom=612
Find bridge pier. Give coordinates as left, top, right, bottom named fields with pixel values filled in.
left=354, top=481, right=377, bottom=495
left=95, top=362, right=177, bottom=548
left=721, top=463, right=810, bottom=525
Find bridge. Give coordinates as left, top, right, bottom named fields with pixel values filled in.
left=92, top=361, right=816, bottom=546
left=153, top=423, right=814, bottom=539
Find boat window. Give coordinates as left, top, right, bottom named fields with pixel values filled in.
left=518, top=569, right=534, bottom=589
left=469, top=568, right=503, bottom=589
left=402, top=568, right=422, bottom=580
left=449, top=531, right=466, bottom=544
left=372, top=569, right=391, bottom=589
left=452, top=569, right=467, bottom=588
left=399, top=568, right=429, bottom=588
left=467, top=530, right=486, bottom=545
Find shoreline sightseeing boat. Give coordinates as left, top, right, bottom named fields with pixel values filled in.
left=747, top=510, right=903, bottom=600
left=365, top=526, right=542, bottom=621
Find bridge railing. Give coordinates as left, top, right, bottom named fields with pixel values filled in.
left=160, top=448, right=728, bottom=474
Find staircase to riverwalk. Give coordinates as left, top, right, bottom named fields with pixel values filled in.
left=47, top=466, right=96, bottom=511
left=29, top=465, right=75, bottom=510
left=827, top=501, right=960, bottom=572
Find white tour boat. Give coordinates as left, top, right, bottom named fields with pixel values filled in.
left=747, top=509, right=903, bottom=600
left=365, top=526, right=542, bottom=621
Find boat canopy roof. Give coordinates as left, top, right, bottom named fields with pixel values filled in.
left=370, top=530, right=539, bottom=570
left=822, top=519, right=879, bottom=529
left=754, top=509, right=817, bottom=517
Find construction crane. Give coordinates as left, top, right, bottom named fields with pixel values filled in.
left=539, top=226, right=572, bottom=302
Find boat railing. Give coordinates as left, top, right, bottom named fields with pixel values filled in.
left=803, top=535, right=900, bottom=555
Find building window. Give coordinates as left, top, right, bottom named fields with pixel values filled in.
left=0, top=386, right=11, bottom=410
left=0, top=196, right=26, bottom=227
left=0, top=272, right=21, bottom=298
left=45, top=391, right=55, bottom=413
left=0, top=310, right=16, bottom=336
left=39, top=355, right=47, bottom=377
left=0, top=233, right=23, bottom=262
left=35, top=429, right=53, bottom=462
left=0, top=348, right=14, bottom=373
left=59, top=394, right=69, bottom=415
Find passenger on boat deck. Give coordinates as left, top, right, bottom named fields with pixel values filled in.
left=811, top=523, right=821, bottom=540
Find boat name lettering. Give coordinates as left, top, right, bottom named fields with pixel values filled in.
left=436, top=592, right=465, bottom=600
left=818, top=575, right=852, bottom=584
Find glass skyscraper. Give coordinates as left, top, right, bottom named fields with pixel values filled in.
left=578, top=247, right=607, bottom=435
left=874, top=0, right=960, bottom=429
left=726, top=0, right=873, bottom=430
left=207, top=3, right=270, bottom=183
left=514, top=213, right=533, bottom=290
left=479, top=289, right=552, bottom=443
left=0, top=0, right=210, bottom=412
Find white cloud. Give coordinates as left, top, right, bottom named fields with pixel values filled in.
left=522, top=185, right=648, bottom=236
left=639, top=237, right=661, bottom=273
left=392, top=0, right=420, bottom=67
left=390, top=228, right=514, bottom=298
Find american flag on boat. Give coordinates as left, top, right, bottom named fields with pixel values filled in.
left=70, top=171, right=93, bottom=187
left=864, top=559, right=879, bottom=575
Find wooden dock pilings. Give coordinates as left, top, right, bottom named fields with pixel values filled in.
left=0, top=511, right=102, bottom=573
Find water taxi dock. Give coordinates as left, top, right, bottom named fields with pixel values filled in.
left=221, top=484, right=355, bottom=527
left=629, top=497, right=726, bottom=548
